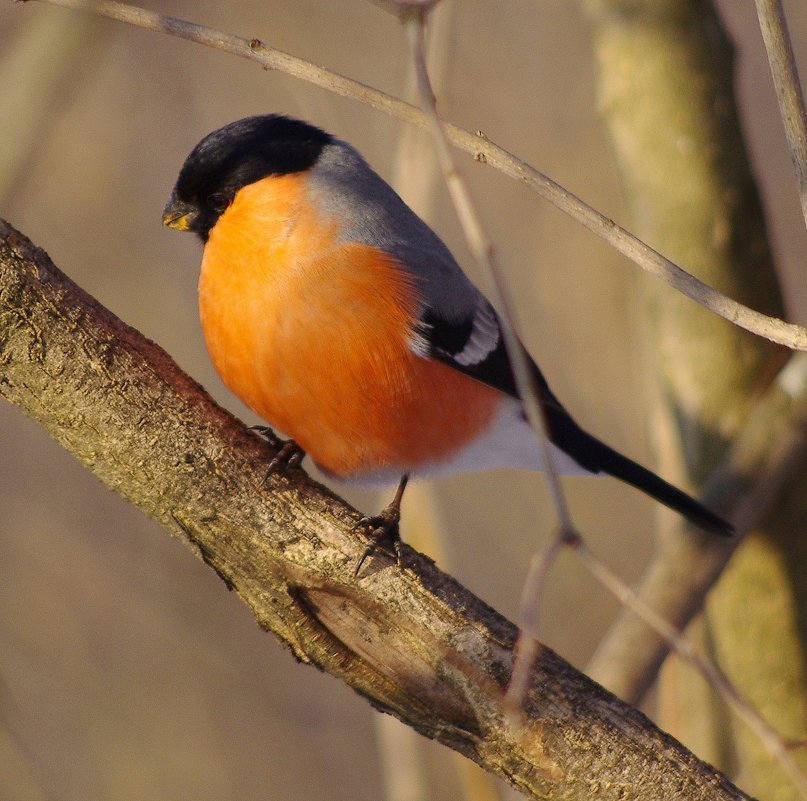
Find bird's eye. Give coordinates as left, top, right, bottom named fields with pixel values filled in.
left=207, top=191, right=233, bottom=212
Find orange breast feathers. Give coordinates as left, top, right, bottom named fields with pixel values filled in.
left=198, top=173, right=503, bottom=481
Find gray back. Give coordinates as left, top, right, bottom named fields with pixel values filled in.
left=308, top=140, right=482, bottom=322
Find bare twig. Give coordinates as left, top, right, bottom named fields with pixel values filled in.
left=402, top=8, right=580, bottom=717
left=754, top=0, right=807, bottom=229
left=505, top=537, right=567, bottom=715
left=402, top=8, right=574, bottom=534
left=372, top=8, right=454, bottom=798
left=18, top=0, right=807, bottom=351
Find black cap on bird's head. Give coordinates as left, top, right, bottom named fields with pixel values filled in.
left=162, top=114, right=333, bottom=241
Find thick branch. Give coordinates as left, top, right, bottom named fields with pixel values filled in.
left=0, top=220, right=755, bottom=799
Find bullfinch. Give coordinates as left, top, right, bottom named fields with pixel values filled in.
left=162, top=114, right=732, bottom=554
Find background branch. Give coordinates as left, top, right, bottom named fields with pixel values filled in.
left=754, top=0, right=807, bottom=229
left=588, top=351, right=807, bottom=702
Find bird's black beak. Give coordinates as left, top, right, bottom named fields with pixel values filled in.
left=162, top=191, right=198, bottom=232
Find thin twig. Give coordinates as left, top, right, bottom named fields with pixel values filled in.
left=402, top=6, right=579, bottom=714
left=372, top=10, right=453, bottom=799
left=504, top=536, right=567, bottom=720
left=19, top=0, right=807, bottom=351
left=402, top=9, right=573, bottom=531
left=754, top=0, right=807, bottom=229
left=574, top=540, right=807, bottom=801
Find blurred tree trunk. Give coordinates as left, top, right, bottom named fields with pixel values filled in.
left=581, top=0, right=807, bottom=798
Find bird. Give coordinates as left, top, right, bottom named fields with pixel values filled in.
left=162, top=114, right=732, bottom=564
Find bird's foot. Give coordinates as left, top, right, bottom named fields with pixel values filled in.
left=353, top=475, right=409, bottom=576
left=353, top=502, right=404, bottom=577
left=250, top=426, right=306, bottom=479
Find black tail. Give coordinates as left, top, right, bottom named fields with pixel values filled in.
left=576, top=434, right=732, bottom=536
left=536, top=373, right=733, bottom=536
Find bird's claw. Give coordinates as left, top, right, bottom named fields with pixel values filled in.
left=250, top=426, right=305, bottom=480
left=268, top=440, right=306, bottom=472
left=353, top=506, right=404, bottom=577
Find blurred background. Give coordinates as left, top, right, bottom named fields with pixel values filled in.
left=0, top=1, right=805, bottom=799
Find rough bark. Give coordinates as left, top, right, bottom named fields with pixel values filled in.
left=0, top=219, right=756, bottom=799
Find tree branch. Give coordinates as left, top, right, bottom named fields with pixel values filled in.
left=0, top=220, right=757, bottom=799
left=754, top=0, right=807, bottom=229
left=588, top=351, right=807, bottom=703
